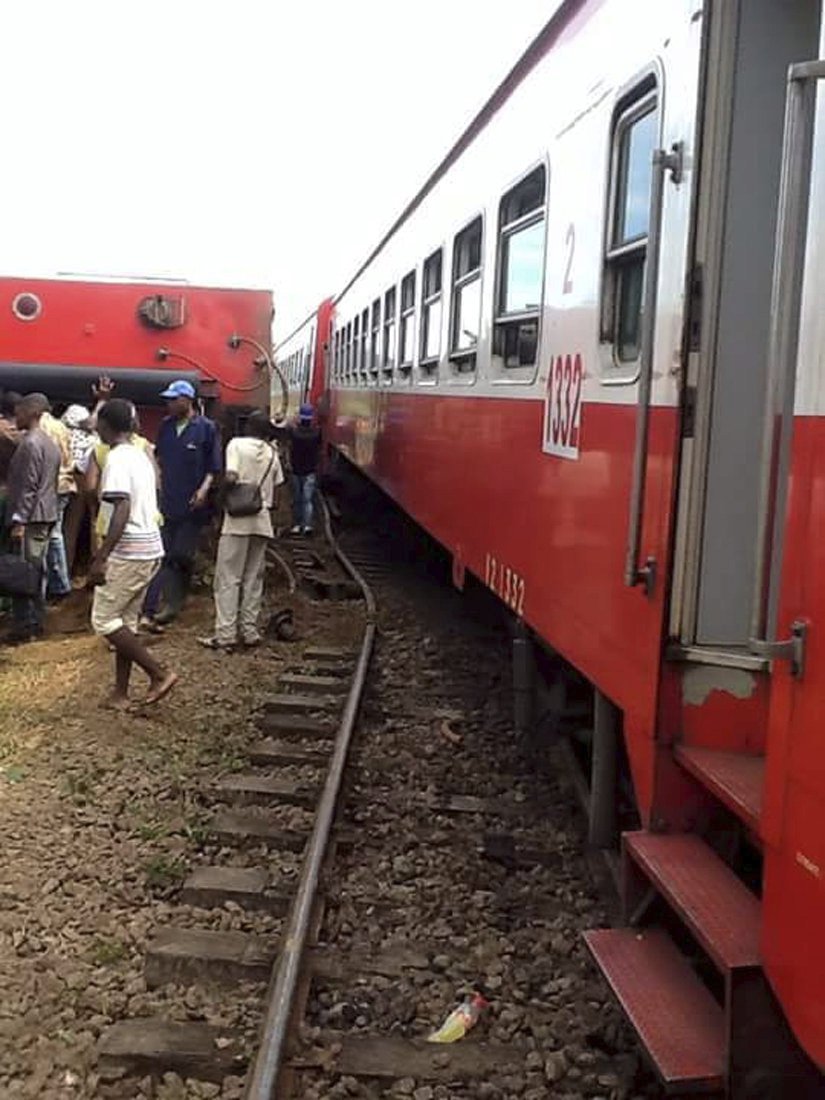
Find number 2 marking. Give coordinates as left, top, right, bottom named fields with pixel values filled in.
left=563, top=223, right=575, bottom=295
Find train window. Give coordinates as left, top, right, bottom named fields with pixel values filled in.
left=360, top=307, right=369, bottom=382
left=353, top=315, right=360, bottom=383
left=370, top=298, right=381, bottom=379
left=346, top=321, right=353, bottom=383
left=602, top=85, right=658, bottom=366
left=399, top=271, right=416, bottom=377
left=494, top=165, right=546, bottom=370
left=383, top=286, right=396, bottom=378
left=420, top=249, right=442, bottom=375
left=450, top=216, right=483, bottom=373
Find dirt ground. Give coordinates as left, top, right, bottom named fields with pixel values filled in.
left=0, top=563, right=362, bottom=1099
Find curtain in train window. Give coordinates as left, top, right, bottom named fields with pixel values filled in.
left=602, top=85, right=658, bottom=366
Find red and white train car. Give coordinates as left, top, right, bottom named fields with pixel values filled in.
left=282, top=1, right=825, bottom=1093
left=275, top=298, right=333, bottom=420
left=0, top=276, right=273, bottom=434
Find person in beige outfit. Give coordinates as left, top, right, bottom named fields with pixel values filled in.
left=201, top=412, right=283, bottom=651
left=40, top=408, right=75, bottom=598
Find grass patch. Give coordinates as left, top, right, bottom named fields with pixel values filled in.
left=89, top=938, right=127, bottom=966
left=143, top=854, right=186, bottom=890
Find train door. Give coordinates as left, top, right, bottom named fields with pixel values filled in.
left=754, top=32, right=825, bottom=1073
left=671, top=0, right=823, bottom=654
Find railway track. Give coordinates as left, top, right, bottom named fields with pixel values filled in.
left=96, top=483, right=653, bottom=1100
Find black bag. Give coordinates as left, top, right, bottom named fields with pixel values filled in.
left=224, top=447, right=275, bottom=518
left=0, top=552, right=41, bottom=597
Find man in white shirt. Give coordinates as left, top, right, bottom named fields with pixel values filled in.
left=201, top=411, right=283, bottom=650
left=89, top=399, right=178, bottom=708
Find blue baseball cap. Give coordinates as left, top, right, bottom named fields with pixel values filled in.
left=299, top=403, right=313, bottom=420
left=160, top=379, right=196, bottom=400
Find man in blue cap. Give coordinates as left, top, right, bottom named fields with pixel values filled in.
left=142, top=379, right=222, bottom=628
left=284, top=403, right=322, bottom=535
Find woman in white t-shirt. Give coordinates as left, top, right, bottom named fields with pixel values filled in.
left=201, top=412, right=284, bottom=650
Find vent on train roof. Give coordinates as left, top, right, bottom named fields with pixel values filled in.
left=136, top=294, right=186, bottom=330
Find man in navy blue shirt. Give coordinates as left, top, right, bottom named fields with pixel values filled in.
left=142, top=380, right=222, bottom=628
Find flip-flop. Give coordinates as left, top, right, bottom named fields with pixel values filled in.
left=143, top=671, right=179, bottom=706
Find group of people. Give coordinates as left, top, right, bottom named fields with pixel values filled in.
left=0, top=378, right=323, bottom=709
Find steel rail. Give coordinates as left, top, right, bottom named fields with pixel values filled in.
left=244, top=495, right=376, bottom=1099
left=265, top=545, right=298, bottom=594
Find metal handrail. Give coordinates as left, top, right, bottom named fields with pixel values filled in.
left=624, top=143, right=682, bottom=596
left=749, top=60, right=825, bottom=647
left=244, top=495, right=376, bottom=1099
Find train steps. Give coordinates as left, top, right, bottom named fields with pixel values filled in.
left=674, top=745, right=764, bottom=837
left=584, top=830, right=761, bottom=1096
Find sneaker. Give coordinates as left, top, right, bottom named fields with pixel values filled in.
left=139, top=615, right=165, bottom=635
left=197, top=636, right=235, bottom=653
left=289, top=525, right=302, bottom=535
left=301, top=526, right=313, bottom=536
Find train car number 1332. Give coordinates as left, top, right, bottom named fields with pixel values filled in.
left=484, top=554, right=525, bottom=615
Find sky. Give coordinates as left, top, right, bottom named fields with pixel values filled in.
left=1, top=1, right=556, bottom=339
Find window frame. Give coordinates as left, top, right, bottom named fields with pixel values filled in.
left=599, top=72, right=660, bottom=383
left=359, top=307, right=369, bottom=384
left=353, top=314, right=361, bottom=384
left=382, top=285, right=396, bottom=379
left=398, top=270, right=416, bottom=379
left=449, top=213, right=484, bottom=376
left=419, top=247, right=444, bottom=379
left=370, top=298, right=381, bottom=379
left=492, top=161, right=548, bottom=381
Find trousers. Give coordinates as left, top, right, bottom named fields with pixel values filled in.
left=291, top=473, right=316, bottom=530
left=12, top=522, right=52, bottom=635
left=213, top=533, right=268, bottom=645
left=143, top=516, right=203, bottom=619
left=46, top=493, right=72, bottom=597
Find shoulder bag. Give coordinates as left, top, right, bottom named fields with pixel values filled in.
left=224, top=445, right=275, bottom=518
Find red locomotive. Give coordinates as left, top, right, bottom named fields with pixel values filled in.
left=0, top=275, right=273, bottom=432
left=278, top=1, right=825, bottom=1095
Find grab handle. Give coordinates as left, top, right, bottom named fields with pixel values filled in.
left=750, top=61, right=825, bottom=650
left=624, top=143, right=683, bottom=597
